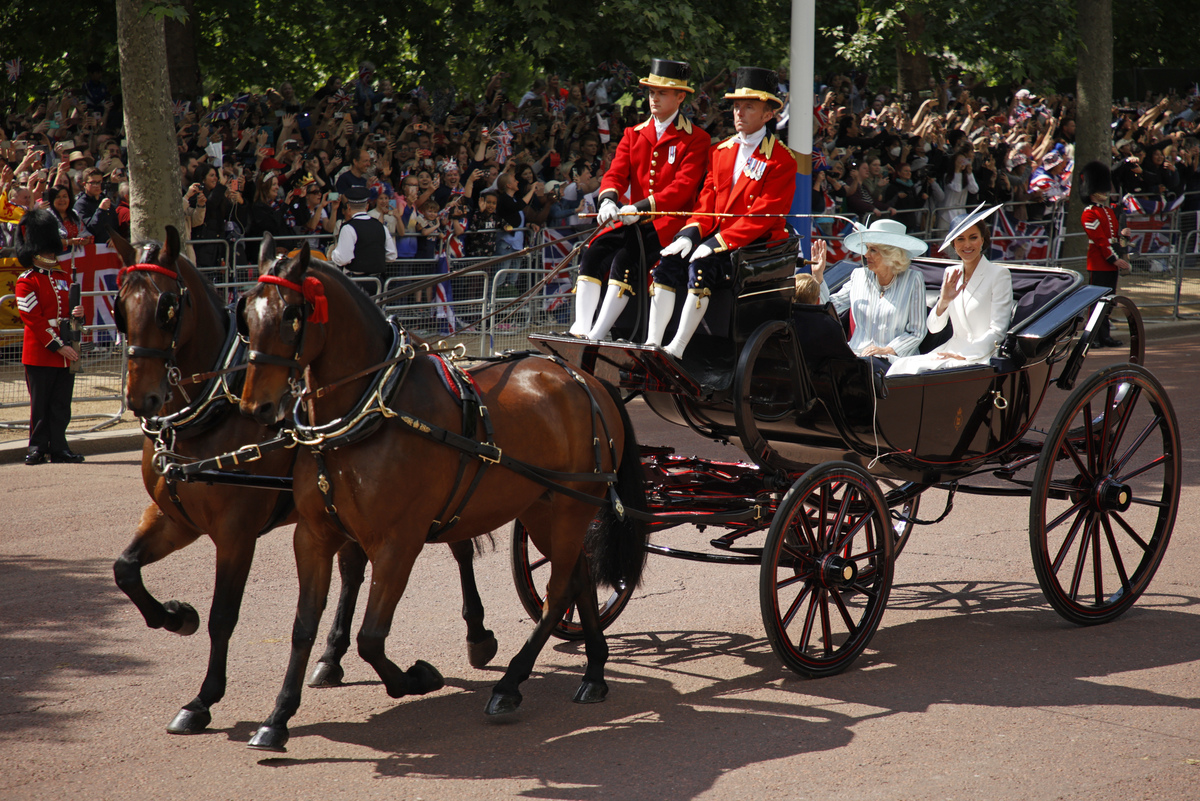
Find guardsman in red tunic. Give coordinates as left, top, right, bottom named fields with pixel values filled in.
left=653, top=66, right=798, bottom=358
left=14, top=209, right=86, bottom=465
left=1080, top=160, right=1131, bottom=348
left=568, top=58, right=711, bottom=339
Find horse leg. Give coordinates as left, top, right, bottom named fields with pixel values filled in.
left=168, top=522, right=258, bottom=734
left=449, top=539, right=498, bottom=668
left=486, top=538, right=589, bottom=717
left=248, top=521, right=339, bottom=753
left=355, top=545, right=445, bottom=700
left=113, top=505, right=203, bottom=637
left=307, top=541, right=368, bottom=688
left=569, top=555, right=610, bottom=704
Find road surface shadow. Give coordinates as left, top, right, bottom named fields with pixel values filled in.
left=243, top=580, right=1200, bottom=799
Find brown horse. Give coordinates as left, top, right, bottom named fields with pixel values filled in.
left=236, top=235, right=648, bottom=751
left=111, top=229, right=497, bottom=736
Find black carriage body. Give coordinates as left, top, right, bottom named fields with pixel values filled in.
left=534, top=243, right=1096, bottom=485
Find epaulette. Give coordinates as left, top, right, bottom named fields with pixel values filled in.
left=676, top=115, right=693, bottom=135
left=760, top=134, right=777, bottom=159
left=634, top=119, right=652, bottom=132
left=717, top=135, right=738, bottom=151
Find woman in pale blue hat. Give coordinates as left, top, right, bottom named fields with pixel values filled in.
left=811, top=218, right=929, bottom=365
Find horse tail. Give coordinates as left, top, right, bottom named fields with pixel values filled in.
left=586, top=382, right=649, bottom=591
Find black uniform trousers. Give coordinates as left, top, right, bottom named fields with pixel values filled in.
left=25, top=365, right=75, bottom=453
left=578, top=222, right=661, bottom=291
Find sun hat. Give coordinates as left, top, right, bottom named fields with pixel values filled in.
left=939, top=202, right=1003, bottom=252
left=844, top=218, right=928, bottom=258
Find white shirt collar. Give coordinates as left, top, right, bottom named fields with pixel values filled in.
left=653, top=111, right=679, bottom=141
left=735, top=126, right=768, bottom=150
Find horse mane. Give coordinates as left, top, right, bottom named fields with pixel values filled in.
left=305, top=259, right=390, bottom=342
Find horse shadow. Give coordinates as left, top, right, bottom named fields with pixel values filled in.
left=240, top=580, right=1200, bottom=799
left=0, top=556, right=151, bottom=737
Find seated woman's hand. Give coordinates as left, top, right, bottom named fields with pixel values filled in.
left=934, top=351, right=966, bottom=361
left=810, top=238, right=828, bottom=283
left=860, top=344, right=895, bottom=357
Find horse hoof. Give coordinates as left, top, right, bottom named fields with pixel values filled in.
left=485, top=690, right=523, bottom=716
left=162, top=600, right=200, bottom=636
left=247, top=724, right=288, bottom=753
left=467, top=634, right=498, bottom=668
left=166, top=707, right=212, bottom=734
left=306, top=661, right=345, bottom=688
left=573, top=679, right=609, bottom=705
left=406, top=660, right=445, bottom=695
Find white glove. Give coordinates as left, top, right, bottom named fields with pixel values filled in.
left=689, top=243, right=714, bottom=263
left=596, top=198, right=619, bottom=227
left=618, top=204, right=641, bottom=225
left=659, top=237, right=693, bottom=260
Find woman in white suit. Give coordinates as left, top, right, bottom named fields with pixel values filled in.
left=888, top=204, right=1013, bottom=375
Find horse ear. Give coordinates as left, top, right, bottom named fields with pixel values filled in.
left=280, top=249, right=306, bottom=283
left=258, top=232, right=275, bottom=266
left=300, top=240, right=311, bottom=271
left=256, top=232, right=276, bottom=277
left=109, top=228, right=136, bottom=266
left=163, top=226, right=181, bottom=264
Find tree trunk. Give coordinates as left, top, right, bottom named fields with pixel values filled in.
left=165, top=0, right=202, bottom=103
left=894, top=10, right=931, bottom=114
left=1066, top=0, right=1113, bottom=268
left=115, top=0, right=189, bottom=251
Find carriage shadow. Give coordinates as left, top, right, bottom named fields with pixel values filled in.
left=0, top=556, right=150, bottom=737
left=245, top=581, right=1200, bottom=799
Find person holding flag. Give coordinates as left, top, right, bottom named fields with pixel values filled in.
left=651, top=66, right=798, bottom=360
left=567, top=58, right=710, bottom=339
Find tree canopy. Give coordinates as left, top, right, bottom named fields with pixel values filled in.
left=1, top=0, right=1197, bottom=105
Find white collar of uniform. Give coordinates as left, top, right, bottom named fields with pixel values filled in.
left=653, top=110, right=679, bottom=141
left=734, top=126, right=768, bottom=151
left=351, top=211, right=373, bottom=219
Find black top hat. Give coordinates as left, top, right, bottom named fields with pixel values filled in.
left=1079, top=160, right=1113, bottom=199
left=640, top=59, right=694, bottom=94
left=16, top=209, right=64, bottom=268
left=724, top=66, right=782, bottom=108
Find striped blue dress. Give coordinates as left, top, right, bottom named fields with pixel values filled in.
left=819, top=267, right=927, bottom=362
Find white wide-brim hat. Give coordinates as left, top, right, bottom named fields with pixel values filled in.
left=844, top=218, right=928, bottom=258
left=939, top=202, right=1003, bottom=253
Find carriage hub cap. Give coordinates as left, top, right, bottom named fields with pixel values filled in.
left=1097, top=480, right=1133, bottom=513
left=818, top=554, right=858, bottom=588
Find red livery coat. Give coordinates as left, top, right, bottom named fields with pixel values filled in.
left=1082, top=202, right=1121, bottom=273
left=681, top=132, right=798, bottom=253
left=16, top=265, right=71, bottom=368
left=598, top=114, right=710, bottom=242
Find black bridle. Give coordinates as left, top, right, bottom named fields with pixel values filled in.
left=235, top=268, right=323, bottom=388
left=115, top=257, right=189, bottom=364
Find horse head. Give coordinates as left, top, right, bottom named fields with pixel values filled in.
left=238, top=233, right=322, bottom=425
left=112, top=226, right=192, bottom=417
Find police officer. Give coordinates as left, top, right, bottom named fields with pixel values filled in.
left=653, top=66, right=798, bottom=359
left=15, top=209, right=86, bottom=465
left=328, top=185, right=397, bottom=276
left=568, top=58, right=711, bottom=339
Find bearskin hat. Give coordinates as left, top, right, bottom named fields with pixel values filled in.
left=1079, top=160, right=1113, bottom=199
left=15, top=209, right=63, bottom=267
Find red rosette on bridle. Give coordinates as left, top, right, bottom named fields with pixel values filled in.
left=258, top=273, right=328, bottom=324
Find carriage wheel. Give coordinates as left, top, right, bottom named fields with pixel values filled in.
left=880, top=480, right=921, bottom=557
left=510, top=519, right=635, bottom=641
left=1030, top=364, right=1179, bottom=625
left=759, top=462, right=894, bottom=678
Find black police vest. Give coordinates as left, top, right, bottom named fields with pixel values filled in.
left=344, top=215, right=387, bottom=275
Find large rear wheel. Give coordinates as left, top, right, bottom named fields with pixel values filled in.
left=759, top=462, right=894, bottom=678
left=510, top=519, right=635, bottom=641
left=1030, top=364, right=1179, bottom=625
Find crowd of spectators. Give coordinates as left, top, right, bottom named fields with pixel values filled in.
left=5, top=59, right=1200, bottom=269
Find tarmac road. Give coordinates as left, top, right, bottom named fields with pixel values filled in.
left=1, top=337, right=1199, bottom=800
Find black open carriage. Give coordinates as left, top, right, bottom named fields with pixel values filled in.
left=521, top=237, right=1179, bottom=678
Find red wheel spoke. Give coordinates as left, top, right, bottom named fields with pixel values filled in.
left=819, top=591, right=834, bottom=656
left=1111, top=417, right=1164, bottom=478
left=779, top=579, right=814, bottom=628
left=1118, top=454, right=1167, bottom=484
left=1059, top=435, right=1095, bottom=483
left=1051, top=507, right=1089, bottom=573
left=1109, top=511, right=1151, bottom=551
left=1092, top=513, right=1104, bottom=605
left=1081, top=400, right=1097, bottom=472
left=1045, top=495, right=1089, bottom=536
left=529, top=554, right=550, bottom=572
left=1102, top=383, right=1143, bottom=468
left=1100, top=515, right=1132, bottom=596
left=1067, top=514, right=1095, bottom=600
left=830, top=590, right=859, bottom=633
left=798, top=589, right=820, bottom=651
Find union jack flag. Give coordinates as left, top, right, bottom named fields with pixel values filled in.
left=5, top=58, right=21, bottom=83
left=231, top=94, right=250, bottom=115
left=813, top=102, right=829, bottom=129
left=509, top=118, right=530, bottom=134
left=172, top=100, right=191, bottom=118
left=822, top=220, right=859, bottom=265
left=434, top=236, right=460, bottom=334
left=812, top=148, right=829, bottom=171
left=990, top=209, right=1050, bottom=262
left=541, top=227, right=577, bottom=315
left=548, top=96, right=566, bottom=116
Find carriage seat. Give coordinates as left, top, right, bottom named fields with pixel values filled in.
left=791, top=302, right=889, bottom=399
